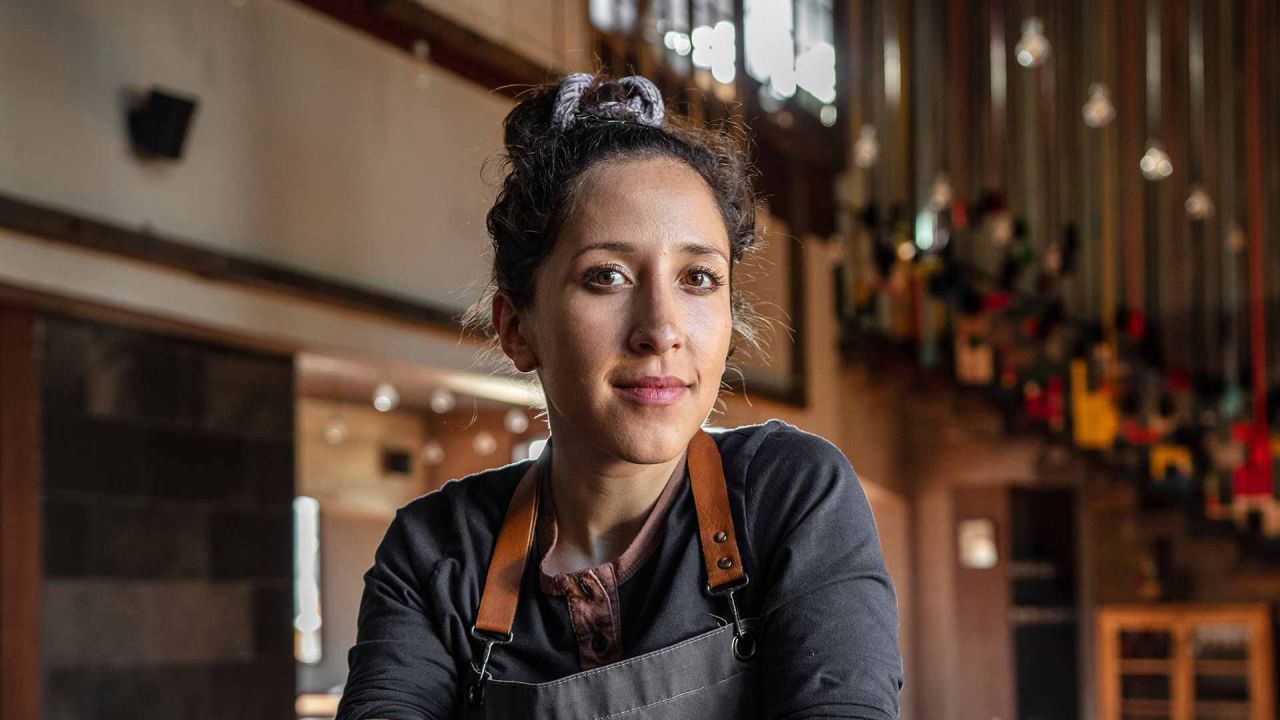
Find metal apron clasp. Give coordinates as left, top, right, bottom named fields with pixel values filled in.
left=467, top=625, right=514, bottom=707
left=705, top=573, right=756, bottom=662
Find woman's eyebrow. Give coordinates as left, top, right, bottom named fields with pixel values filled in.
left=571, top=241, right=728, bottom=263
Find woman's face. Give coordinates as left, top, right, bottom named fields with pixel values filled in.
left=497, top=156, right=733, bottom=465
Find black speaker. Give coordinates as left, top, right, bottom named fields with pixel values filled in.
left=128, top=88, right=198, bottom=159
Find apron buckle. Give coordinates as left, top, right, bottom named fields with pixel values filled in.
left=705, top=574, right=756, bottom=662
left=468, top=626, right=514, bottom=706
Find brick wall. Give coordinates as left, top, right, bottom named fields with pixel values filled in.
left=40, top=316, right=295, bottom=720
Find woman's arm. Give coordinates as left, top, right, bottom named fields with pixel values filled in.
left=750, top=428, right=905, bottom=720
left=335, top=508, right=459, bottom=720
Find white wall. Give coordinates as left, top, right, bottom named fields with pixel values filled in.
left=0, top=0, right=521, bottom=313
left=409, top=0, right=590, bottom=72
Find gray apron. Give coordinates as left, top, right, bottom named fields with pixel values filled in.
left=462, top=429, right=760, bottom=719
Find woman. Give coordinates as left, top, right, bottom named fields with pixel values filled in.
left=336, top=73, right=904, bottom=720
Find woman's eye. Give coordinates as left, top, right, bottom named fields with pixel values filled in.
left=686, top=267, right=726, bottom=290
left=586, top=267, right=627, bottom=287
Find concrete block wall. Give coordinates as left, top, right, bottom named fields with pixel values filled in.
left=40, top=315, right=295, bottom=720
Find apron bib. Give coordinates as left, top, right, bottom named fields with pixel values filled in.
left=462, top=429, right=759, bottom=719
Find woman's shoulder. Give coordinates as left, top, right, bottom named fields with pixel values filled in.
left=712, top=419, right=867, bottom=535
left=387, top=459, right=531, bottom=558
left=709, top=418, right=856, bottom=484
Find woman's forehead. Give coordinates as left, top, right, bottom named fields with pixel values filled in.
left=561, top=157, right=730, bottom=255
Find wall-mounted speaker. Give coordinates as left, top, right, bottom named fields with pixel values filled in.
left=128, top=87, right=198, bottom=159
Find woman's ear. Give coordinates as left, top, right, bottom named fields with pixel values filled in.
left=492, top=293, right=539, bottom=372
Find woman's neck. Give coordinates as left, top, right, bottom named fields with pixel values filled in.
left=543, top=435, right=685, bottom=575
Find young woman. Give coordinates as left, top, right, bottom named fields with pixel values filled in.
left=336, top=73, right=904, bottom=720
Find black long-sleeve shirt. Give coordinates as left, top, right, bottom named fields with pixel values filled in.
left=336, top=418, right=904, bottom=719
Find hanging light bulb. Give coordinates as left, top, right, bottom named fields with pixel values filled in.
left=990, top=211, right=1014, bottom=248
left=1185, top=185, right=1215, bottom=221
left=429, top=387, right=456, bottom=414
left=1226, top=223, right=1246, bottom=253
left=504, top=407, right=530, bottom=434
left=929, top=173, right=954, bottom=209
left=1082, top=83, right=1116, bottom=128
left=896, top=239, right=917, bottom=262
left=1043, top=241, right=1063, bottom=276
left=1139, top=141, right=1173, bottom=181
left=1015, top=18, right=1051, bottom=68
left=323, top=415, right=348, bottom=445
left=819, top=104, right=838, bottom=127
left=412, top=39, right=432, bottom=90
left=473, top=431, right=498, bottom=456
left=372, top=382, right=399, bottom=412
left=854, top=125, right=880, bottom=169
left=420, top=440, right=445, bottom=466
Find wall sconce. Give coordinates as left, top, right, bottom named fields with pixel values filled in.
left=958, top=518, right=999, bottom=569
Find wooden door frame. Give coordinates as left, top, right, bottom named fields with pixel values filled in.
left=0, top=305, right=41, bottom=720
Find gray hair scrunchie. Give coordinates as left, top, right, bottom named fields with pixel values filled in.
left=551, top=73, right=665, bottom=130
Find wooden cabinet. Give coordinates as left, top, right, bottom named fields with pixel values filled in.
left=1097, top=604, right=1274, bottom=720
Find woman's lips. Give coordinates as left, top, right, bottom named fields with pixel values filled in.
left=613, top=384, right=689, bottom=406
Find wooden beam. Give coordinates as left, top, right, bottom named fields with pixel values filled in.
left=0, top=307, right=40, bottom=720
left=289, top=0, right=555, bottom=97
left=0, top=192, right=461, bottom=331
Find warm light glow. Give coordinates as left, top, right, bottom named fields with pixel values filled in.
left=1226, top=224, right=1246, bottom=253
left=1140, top=141, right=1173, bottom=181
left=420, top=440, right=445, bottom=465
left=929, top=173, right=954, bottom=209
left=1082, top=83, right=1115, bottom=128
left=429, top=387, right=456, bottom=414
left=372, top=382, right=399, bottom=413
left=473, top=431, right=498, bottom=456
left=897, top=240, right=917, bottom=262
left=854, top=124, right=879, bottom=169
left=1185, top=185, right=1214, bottom=220
left=1015, top=18, right=1050, bottom=68
left=322, top=415, right=348, bottom=445
left=504, top=407, right=530, bottom=434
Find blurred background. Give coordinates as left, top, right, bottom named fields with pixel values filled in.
left=0, top=0, right=1277, bottom=718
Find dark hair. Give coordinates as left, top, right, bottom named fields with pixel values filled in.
left=461, top=74, right=768, bottom=371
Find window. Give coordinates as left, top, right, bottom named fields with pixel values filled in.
left=745, top=0, right=836, bottom=109
left=590, top=0, right=638, bottom=33
left=293, top=496, right=323, bottom=665
left=654, top=0, right=692, bottom=74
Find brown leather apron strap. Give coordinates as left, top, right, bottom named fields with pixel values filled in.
left=473, top=458, right=541, bottom=638
left=473, top=428, right=744, bottom=638
left=686, top=429, right=748, bottom=593
left=468, top=429, right=755, bottom=705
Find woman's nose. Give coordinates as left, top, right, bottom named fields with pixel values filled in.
left=628, top=284, right=682, bottom=355
left=629, top=322, right=681, bottom=354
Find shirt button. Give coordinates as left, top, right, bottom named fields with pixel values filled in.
left=577, top=577, right=594, bottom=599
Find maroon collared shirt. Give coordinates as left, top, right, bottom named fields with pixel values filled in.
left=534, top=451, right=688, bottom=669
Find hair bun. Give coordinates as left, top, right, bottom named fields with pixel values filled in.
left=501, top=74, right=668, bottom=162
left=553, top=73, right=666, bottom=130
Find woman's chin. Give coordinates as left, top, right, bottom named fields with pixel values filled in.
left=604, top=415, right=697, bottom=463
